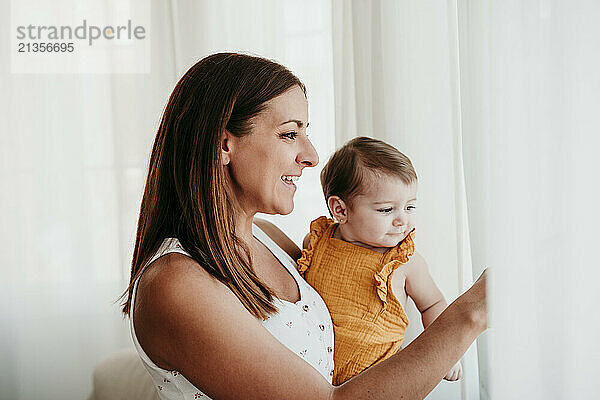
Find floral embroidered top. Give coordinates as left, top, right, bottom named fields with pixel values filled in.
left=129, top=224, right=335, bottom=400
left=297, top=216, right=415, bottom=385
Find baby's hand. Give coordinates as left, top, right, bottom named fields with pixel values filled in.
left=444, top=362, right=462, bottom=381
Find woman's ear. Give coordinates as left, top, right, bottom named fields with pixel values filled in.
left=327, top=196, right=348, bottom=224
left=221, top=130, right=233, bottom=166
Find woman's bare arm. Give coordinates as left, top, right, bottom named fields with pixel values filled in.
left=135, top=251, right=487, bottom=400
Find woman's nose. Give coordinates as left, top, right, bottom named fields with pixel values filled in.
left=296, top=136, right=319, bottom=167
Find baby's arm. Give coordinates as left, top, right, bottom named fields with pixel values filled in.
left=403, top=252, right=462, bottom=381
left=403, top=252, right=447, bottom=328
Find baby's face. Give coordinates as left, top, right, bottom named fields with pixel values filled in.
left=343, top=174, right=417, bottom=248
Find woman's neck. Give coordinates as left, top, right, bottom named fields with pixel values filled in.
left=232, top=210, right=256, bottom=244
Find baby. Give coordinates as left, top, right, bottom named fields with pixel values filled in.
left=297, top=136, right=461, bottom=385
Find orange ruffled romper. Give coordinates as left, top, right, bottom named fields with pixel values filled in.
left=297, top=216, right=415, bottom=385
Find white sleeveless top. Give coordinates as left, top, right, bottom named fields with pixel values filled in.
left=129, top=224, right=335, bottom=399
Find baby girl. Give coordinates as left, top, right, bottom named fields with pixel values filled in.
left=297, top=136, right=462, bottom=385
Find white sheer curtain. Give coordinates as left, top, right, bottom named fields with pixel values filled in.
left=459, top=1, right=600, bottom=399
left=331, top=1, right=480, bottom=399
left=0, top=0, right=177, bottom=397
left=0, top=1, right=333, bottom=399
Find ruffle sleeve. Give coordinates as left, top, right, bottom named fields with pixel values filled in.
left=296, top=216, right=333, bottom=276
left=374, top=229, right=416, bottom=308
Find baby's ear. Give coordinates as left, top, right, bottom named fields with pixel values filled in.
left=302, top=233, right=311, bottom=249
left=327, top=196, right=348, bottom=224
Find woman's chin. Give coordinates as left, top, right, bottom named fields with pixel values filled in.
left=278, top=202, right=294, bottom=215
left=264, top=200, right=294, bottom=215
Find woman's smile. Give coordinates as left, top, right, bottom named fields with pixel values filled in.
left=281, top=175, right=300, bottom=191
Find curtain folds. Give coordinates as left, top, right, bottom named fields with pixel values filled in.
left=460, top=1, right=600, bottom=399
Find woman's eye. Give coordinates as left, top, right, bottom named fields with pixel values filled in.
left=377, top=207, right=393, bottom=213
left=281, top=132, right=298, bottom=140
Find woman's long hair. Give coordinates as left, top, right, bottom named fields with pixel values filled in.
left=120, top=53, right=305, bottom=319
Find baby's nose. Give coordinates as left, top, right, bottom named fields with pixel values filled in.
left=393, top=215, right=407, bottom=227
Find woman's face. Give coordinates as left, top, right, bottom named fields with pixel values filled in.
left=224, top=85, right=318, bottom=216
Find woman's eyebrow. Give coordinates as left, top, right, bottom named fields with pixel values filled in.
left=279, top=119, right=308, bottom=128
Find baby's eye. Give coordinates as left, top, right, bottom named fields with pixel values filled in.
left=377, top=207, right=393, bottom=213
left=280, top=132, right=298, bottom=140
left=406, top=205, right=417, bottom=211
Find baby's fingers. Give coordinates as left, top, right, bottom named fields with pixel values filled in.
left=450, top=369, right=459, bottom=381
left=444, top=364, right=462, bottom=381
left=444, top=369, right=456, bottom=381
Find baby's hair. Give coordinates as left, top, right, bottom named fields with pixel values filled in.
left=320, top=136, right=417, bottom=215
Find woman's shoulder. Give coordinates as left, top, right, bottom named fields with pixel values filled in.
left=136, top=252, right=227, bottom=318
left=133, top=252, right=227, bottom=369
left=138, top=252, right=216, bottom=293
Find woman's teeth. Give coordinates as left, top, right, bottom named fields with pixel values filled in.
left=282, top=175, right=299, bottom=183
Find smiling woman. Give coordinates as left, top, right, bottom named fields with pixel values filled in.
left=120, top=52, right=487, bottom=400
left=222, top=85, right=318, bottom=217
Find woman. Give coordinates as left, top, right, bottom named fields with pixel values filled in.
left=121, top=53, right=487, bottom=399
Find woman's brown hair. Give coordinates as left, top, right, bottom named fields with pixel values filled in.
left=120, top=53, right=305, bottom=319
left=320, top=136, right=417, bottom=214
